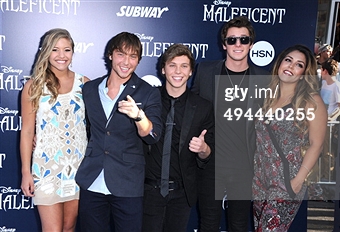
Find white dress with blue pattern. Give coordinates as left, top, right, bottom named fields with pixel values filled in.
left=32, top=73, right=87, bottom=205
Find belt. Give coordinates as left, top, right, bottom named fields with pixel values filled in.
left=145, top=178, right=183, bottom=191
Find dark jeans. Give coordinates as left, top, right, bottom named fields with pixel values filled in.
left=142, top=183, right=191, bottom=232
left=224, top=176, right=253, bottom=231
left=197, top=159, right=253, bottom=232
left=197, top=162, right=222, bottom=232
left=227, top=200, right=252, bottom=232
left=78, top=188, right=143, bottom=232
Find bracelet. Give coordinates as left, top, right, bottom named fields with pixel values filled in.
left=133, top=109, right=145, bottom=122
left=301, top=164, right=310, bottom=173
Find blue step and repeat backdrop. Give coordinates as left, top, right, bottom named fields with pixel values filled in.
left=1, top=0, right=333, bottom=231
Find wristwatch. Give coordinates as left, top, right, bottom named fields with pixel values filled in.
left=134, top=109, right=145, bottom=122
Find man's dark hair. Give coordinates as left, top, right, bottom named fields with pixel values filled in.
left=322, top=58, right=339, bottom=76
left=160, top=44, right=195, bottom=73
left=106, top=32, right=142, bottom=62
left=220, top=16, right=255, bottom=46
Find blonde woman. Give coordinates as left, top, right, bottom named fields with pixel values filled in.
left=20, top=28, right=89, bottom=231
left=252, top=44, right=327, bottom=231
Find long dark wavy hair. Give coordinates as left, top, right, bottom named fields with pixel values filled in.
left=263, top=44, right=319, bottom=134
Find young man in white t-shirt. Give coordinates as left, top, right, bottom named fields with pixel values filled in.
left=319, top=58, right=339, bottom=182
left=321, top=59, right=340, bottom=115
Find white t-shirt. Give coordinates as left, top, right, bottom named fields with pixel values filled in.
left=320, top=79, right=340, bottom=115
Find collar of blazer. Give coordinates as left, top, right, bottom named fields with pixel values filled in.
left=178, top=92, right=197, bottom=154
left=105, top=72, right=141, bottom=127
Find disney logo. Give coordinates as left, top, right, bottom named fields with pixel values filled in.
left=0, top=107, right=19, bottom=116
left=1, top=66, right=23, bottom=75
left=213, top=0, right=231, bottom=6
left=0, top=186, right=21, bottom=194
left=0, top=226, right=16, bottom=232
left=135, top=33, right=154, bottom=42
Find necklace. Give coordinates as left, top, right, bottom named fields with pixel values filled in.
left=225, top=67, right=248, bottom=100
left=279, top=95, right=293, bottom=108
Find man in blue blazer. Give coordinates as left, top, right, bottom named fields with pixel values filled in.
left=75, top=32, right=162, bottom=232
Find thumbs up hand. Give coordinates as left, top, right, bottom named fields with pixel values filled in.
left=189, top=129, right=211, bottom=159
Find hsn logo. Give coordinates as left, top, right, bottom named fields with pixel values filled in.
left=250, top=41, right=275, bottom=67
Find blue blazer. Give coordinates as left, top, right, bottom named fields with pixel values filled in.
left=75, top=73, right=162, bottom=197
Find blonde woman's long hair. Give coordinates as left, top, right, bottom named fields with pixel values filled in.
left=29, top=28, right=74, bottom=111
left=263, top=44, right=319, bottom=134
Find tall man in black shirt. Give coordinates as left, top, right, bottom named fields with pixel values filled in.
left=192, top=16, right=270, bottom=231
left=142, top=44, right=214, bottom=232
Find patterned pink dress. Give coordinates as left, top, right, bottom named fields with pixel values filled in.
left=252, top=105, right=308, bottom=231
